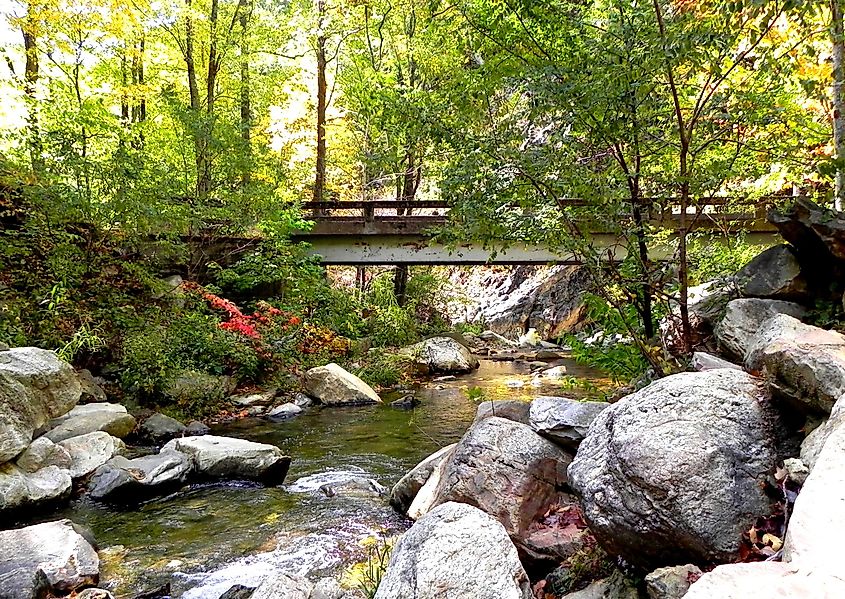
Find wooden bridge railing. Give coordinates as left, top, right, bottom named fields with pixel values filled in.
left=301, top=196, right=791, bottom=227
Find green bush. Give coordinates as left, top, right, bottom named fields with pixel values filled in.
left=351, top=351, right=414, bottom=388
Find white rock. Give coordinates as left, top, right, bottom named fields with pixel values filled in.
left=304, top=363, right=381, bottom=406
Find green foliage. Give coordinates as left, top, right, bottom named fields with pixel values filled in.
left=355, top=536, right=393, bottom=599
left=464, top=385, right=487, bottom=403
left=688, top=234, right=766, bottom=286
left=351, top=351, right=414, bottom=389
left=546, top=545, right=615, bottom=596
left=563, top=294, right=652, bottom=383
left=57, top=324, right=106, bottom=363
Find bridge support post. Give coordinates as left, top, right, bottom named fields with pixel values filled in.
left=393, top=265, right=408, bottom=306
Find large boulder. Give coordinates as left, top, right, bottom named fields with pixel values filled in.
left=0, top=463, right=71, bottom=512
left=0, top=519, right=99, bottom=599
left=419, top=416, right=573, bottom=562
left=683, top=562, right=845, bottom=598
left=303, top=363, right=381, bottom=406
left=389, top=444, right=456, bottom=514
left=401, top=337, right=479, bottom=374
left=45, top=402, right=136, bottom=443
left=769, top=197, right=845, bottom=291
left=529, top=396, right=609, bottom=450
left=734, top=244, right=809, bottom=301
left=784, top=424, right=845, bottom=573
left=15, top=437, right=72, bottom=473
left=57, top=432, right=126, bottom=479
left=374, top=502, right=532, bottom=599
left=0, top=347, right=81, bottom=462
left=714, top=298, right=806, bottom=362
left=88, top=449, right=193, bottom=501
left=163, top=435, right=290, bottom=483
left=568, top=369, right=785, bottom=569
left=744, top=314, right=845, bottom=414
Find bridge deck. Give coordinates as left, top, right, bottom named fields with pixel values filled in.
left=291, top=198, right=781, bottom=265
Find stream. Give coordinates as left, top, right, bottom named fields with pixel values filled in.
left=42, top=358, right=607, bottom=598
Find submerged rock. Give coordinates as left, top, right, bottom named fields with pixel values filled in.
left=529, top=396, right=608, bottom=450
left=389, top=444, right=456, bottom=514
left=0, top=518, right=99, bottom=598
left=163, top=435, right=290, bottom=483
left=266, top=403, right=302, bottom=420
left=304, top=363, right=381, bottom=406
left=374, top=502, right=532, bottom=599
left=569, top=369, right=785, bottom=569
left=0, top=347, right=82, bottom=462
left=45, top=402, right=137, bottom=443
left=401, top=337, right=479, bottom=374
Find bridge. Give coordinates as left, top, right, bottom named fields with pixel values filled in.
left=291, top=199, right=781, bottom=265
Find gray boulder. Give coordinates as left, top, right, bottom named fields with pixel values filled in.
left=683, top=562, right=845, bottom=599
left=139, top=413, right=186, bottom=442
left=421, top=416, right=572, bottom=560
left=374, top=502, right=532, bottom=599
left=746, top=314, right=845, bottom=414
left=645, top=564, right=702, bottom=599
left=88, top=449, right=193, bottom=501
left=568, top=369, right=785, bottom=569
left=735, top=244, right=809, bottom=300
left=714, top=298, right=806, bottom=362
left=57, top=431, right=125, bottom=478
left=473, top=400, right=531, bottom=425
left=0, top=347, right=81, bottom=462
left=401, top=337, right=479, bottom=374
left=529, top=396, right=609, bottom=449
left=0, top=519, right=99, bottom=599
left=15, top=437, right=72, bottom=473
left=304, top=363, right=381, bottom=406
left=389, top=443, right=456, bottom=514
left=231, top=390, right=276, bottom=407
left=45, top=402, right=136, bottom=443
left=251, top=574, right=313, bottom=599
left=0, top=463, right=71, bottom=512
left=163, top=435, right=290, bottom=483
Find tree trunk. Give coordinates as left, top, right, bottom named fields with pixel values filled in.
left=313, top=0, right=328, bottom=203
left=239, top=2, right=252, bottom=190
left=21, top=12, right=43, bottom=175
left=184, top=0, right=205, bottom=202
left=393, top=265, right=409, bottom=306
left=832, top=0, right=845, bottom=211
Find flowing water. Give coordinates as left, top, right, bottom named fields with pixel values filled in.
left=39, top=358, right=607, bottom=598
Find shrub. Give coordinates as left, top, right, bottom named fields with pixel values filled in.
left=352, top=351, right=414, bottom=388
